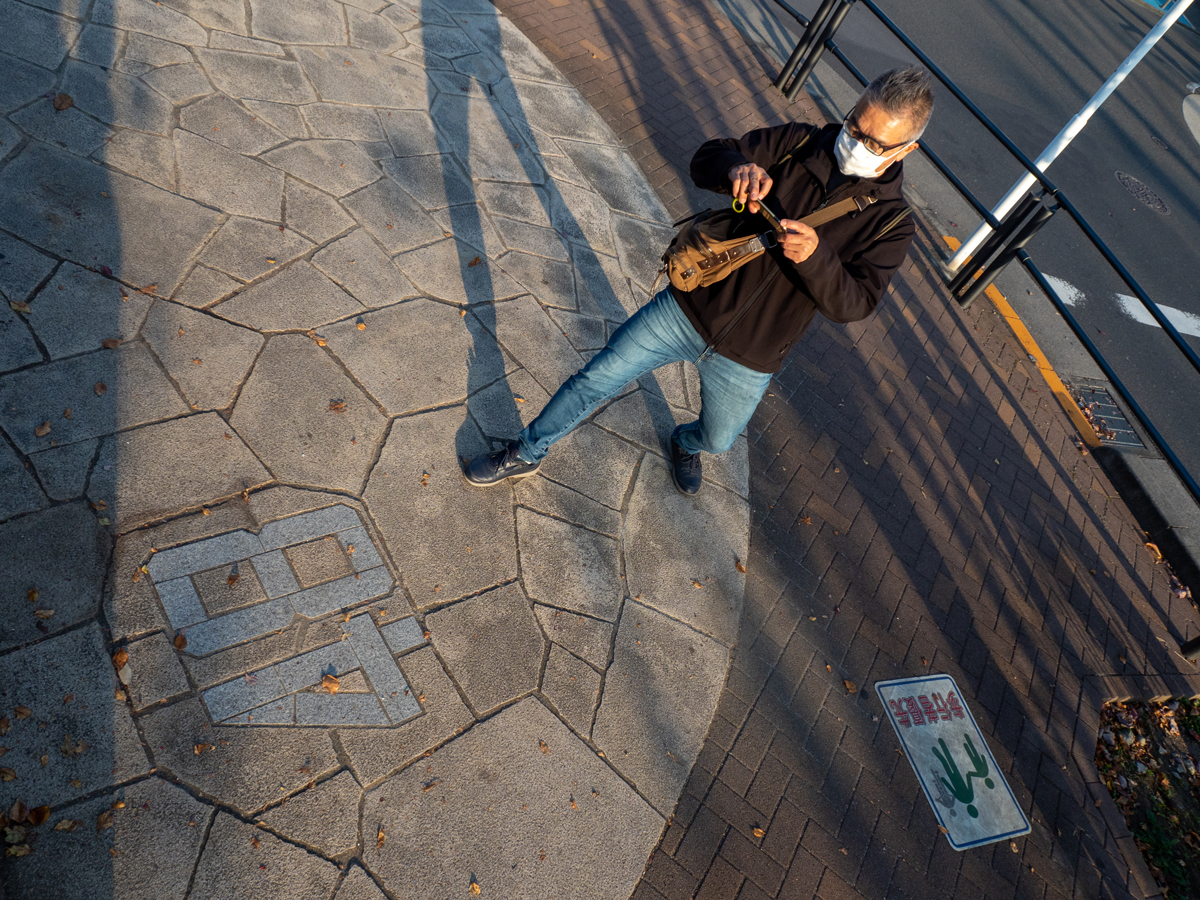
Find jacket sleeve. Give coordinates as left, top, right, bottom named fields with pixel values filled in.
left=690, top=122, right=814, bottom=195
left=791, top=214, right=915, bottom=323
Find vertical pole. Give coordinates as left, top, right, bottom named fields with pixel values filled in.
left=785, top=0, right=857, bottom=100
left=947, top=0, right=1195, bottom=273
left=774, top=0, right=840, bottom=91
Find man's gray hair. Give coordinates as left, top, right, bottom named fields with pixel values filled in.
left=860, top=66, right=935, bottom=140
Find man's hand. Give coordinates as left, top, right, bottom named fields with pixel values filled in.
left=728, top=163, right=772, bottom=213
left=778, top=220, right=819, bottom=264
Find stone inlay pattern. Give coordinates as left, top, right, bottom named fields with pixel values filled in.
left=0, top=1, right=749, bottom=898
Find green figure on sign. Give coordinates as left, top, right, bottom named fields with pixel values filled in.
left=932, top=734, right=995, bottom=819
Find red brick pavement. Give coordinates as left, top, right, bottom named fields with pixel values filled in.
left=492, top=1, right=1200, bottom=897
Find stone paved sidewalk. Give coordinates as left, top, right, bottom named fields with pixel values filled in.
left=0, top=1, right=757, bottom=897
left=490, top=0, right=1200, bottom=898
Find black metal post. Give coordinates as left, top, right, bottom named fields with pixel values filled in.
left=785, top=0, right=856, bottom=100
left=957, top=200, right=1057, bottom=309
left=947, top=193, right=1040, bottom=296
left=774, top=0, right=839, bottom=91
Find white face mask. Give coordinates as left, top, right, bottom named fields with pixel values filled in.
left=834, top=126, right=911, bottom=178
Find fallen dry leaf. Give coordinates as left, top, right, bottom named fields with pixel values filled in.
left=467, top=256, right=481, bottom=267
left=752, top=827, right=766, bottom=838
left=0, top=770, right=14, bottom=783
left=937, top=825, right=949, bottom=834
left=1145, top=542, right=1163, bottom=562
left=5, top=845, right=30, bottom=858
left=9, top=801, right=26, bottom=823
left=377, top=825, right=385, bottom=849
left=691, top=580, right=703, bottom=589
left=193, top=743, right=214, bottom=755
left=0, top=720, right=8, bottom=737
left=111, top=801, right=125, bottom=810
left=61, top=734, right=86, bottom=757
left=32, top=610, right=54, bottom=620
left=112, top=648, right=129, bottom=670
left=53, top=818, right=82, bottom=832
left=843, top=680, right=857, bottom=693
left=96, top=810, right=113, bottom=832
left=34, top=422, right=51, bottom=438
left=422, top=779, right=440, bottom=792
left=227, top=568, right=240, bottom=588
left=39, top=756, right=47, bottom=768
left=25, top=589, right=37, bottom=603
left=174, top=633, right=187, bottom=651
left=26, top=807, right=48, bottom=827
left=736, top=558, right=746, bottom=574
left=94, top=381, right=107, bottom=396
left=8, top=300, right=30, bottom=314
left=468, top=879, right=481, bottom=895
left=322, top=674, right=340, bottom=694
left=52, top=93, right=73, bottom=111
left=62, top=408, right=72, bottom=419
left=5, top=825, right=27, bottom=844
left=251, top=835, right=261, bottom=850
left=356, top=317, right=366, bottom=330
left=13, top=707, right=30, bottom=721
left=70, top=779, right=82, bottom=789
left=538, top=740, right=550, bottom=755
left=101, top=338, right=121, bottom=350
left=328, top=399, right=347, bottom=414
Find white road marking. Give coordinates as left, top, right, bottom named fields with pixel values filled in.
left=1043, top=274, right=1200, bottom=338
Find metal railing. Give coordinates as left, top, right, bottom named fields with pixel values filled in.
left=767, top=0, right=1200, bottom=512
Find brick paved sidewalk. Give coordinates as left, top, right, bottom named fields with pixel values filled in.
left=494, top=1, right=1200, bottom=898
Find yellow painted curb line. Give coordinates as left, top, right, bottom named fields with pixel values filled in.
left=942, top=236, right=1101, bottom=448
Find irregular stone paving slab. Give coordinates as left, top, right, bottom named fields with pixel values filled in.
left=0, top=232, right=56, bottom=306
left=0, top=343, right=189, bottom=455
left=467, top=367, right=550, bottom=437
left=363, top=698, right=663, bottom=900
left=209, top=30, right=286, bottom=55
left=251, top=0, right=345, bottom=44
left=191, top=813, right=341, bottom=900
left=28, top=439, right=96, bottom=502
left=92, top=129, right=177, bottom=191
left=0, top=1, right=82, bottom=69
left=549, top=306, right=608, bottom=351
left=431, top=94, right=545, bottom=185
left=551, top=181, right=617, bottom=258
left=536, top=422, right=641, bottom=511
left=380, top=152, right=475, bottom=211
left=0, top=440, right=47, bottom=521
left=302, top=102, right=387, bottom=142
left=497, top=250, right=577, bottom=309
left=611, top=213, right=676, bottom=292
left=139, top=696, right=340, bottom=813
left=334, top=867, right=389, bottom=900
left=405, top=23, right=480, bottom=59
left=379, top=108, right=444, bottom=158
left=141, top=62, right=215, bottom=104
left=285, top=178, right=357, bottom=243
left=1, top=778, right=214, bottom=900
left=534, top=604, right=614, bottom=669
left=201, top=217, right=314, bottom=283
left=365, top=406, right=515, bottom=607
left=0, top=143, right=222, bottom=293
left=8, top=102, right=113, bottom=157
left=460, top=14, right=565, bottom=84
left=482, top=294, right=584, bottom=393
left=214, top=262, right=364, bottom=331
left=180, top=94, right=287, bottom=155
left=476, top=181, right=552, bottom=228
left=340, top=645, right=474, bottom=783
left=573, top=249, right=640, bottom=321
left=592, top=602, right=729, bottom=817
left=196, top=49, right=318, bottom=104
left=426, top=582, right=543, bottom=714
left=514, top=475, right=621, bottom=537
left=346, top=6, right=409, bottom=53
left=162, top=0, right=248, bottom=34
left=0, top=624, right=149, bottom=810
left=124, top=632, right=191, bottom=711
left=88, top=412, right=272, bottom=530
left=175, top=129, right=285, bottom=219
left=394, top=239, right=526, bottom=305
left=342, top=177, right=446, bottom=254
left=433, top=204, right=508, bottom=260
left=61, top=59, right=175, bottom=135
left=0, top=503, right=107, bottom=650
left=141, top=300, right=265, bottom=410
left=311, top=229, right=418, bottom=309
left=493, top=215, right=570, bottom=261
left=506, top=77, right=621, bottom=146
left=325, top=298, right=500, bottom=415
left=624, top=457, right=749, bottom=647
left=543, top=642, right=602, bottom=736
left=258, top=770, right=362, bottom=856
left=0, top=305, right=42, bottom=374
left=230, top=335, right=385, bottom=492
left=28, top=263, right=154, bottom=360
left=557, top=138, right=671, bottom=223
left=293, top=46, right=428, bottom=108
left=593, top=388, right=680, bottom=455
left=518, top=508, right=622, bottom=621
left=93, top=0, right=211, bottom=44
left=262, top=139, right=381, bottom=197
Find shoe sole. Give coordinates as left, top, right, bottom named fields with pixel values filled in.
left=463, top=466, right=541, bottom=487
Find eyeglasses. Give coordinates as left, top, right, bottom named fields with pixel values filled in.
left=842, top=111, right=913, bottom=157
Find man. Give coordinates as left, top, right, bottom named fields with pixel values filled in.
left=463, top=66, right=934, bottom=494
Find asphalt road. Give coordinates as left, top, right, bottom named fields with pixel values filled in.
left=751, top=0, right=1200, bottom=479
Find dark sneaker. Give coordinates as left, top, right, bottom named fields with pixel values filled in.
left=670, top=436, right=702, bottom=495
left=463, top=441, right=540, bottom=486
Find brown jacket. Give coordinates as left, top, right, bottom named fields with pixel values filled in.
left=678, top=121, right=915, bottom=373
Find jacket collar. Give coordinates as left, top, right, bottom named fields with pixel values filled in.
left=803, top=122, right=906, bottom=201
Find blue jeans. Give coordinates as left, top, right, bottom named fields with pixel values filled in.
left=516, top=288, right=772, bottom=463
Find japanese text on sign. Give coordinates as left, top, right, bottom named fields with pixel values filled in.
left=887, top=691, right=965, bottom=728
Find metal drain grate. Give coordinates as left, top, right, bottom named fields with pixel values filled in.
left=1064, top=378, right=1146, bottom=450
left=1115, top=170, right=1171, bottom=215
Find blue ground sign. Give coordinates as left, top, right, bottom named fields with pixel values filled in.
left=876, top=675, right=1031, bottom=850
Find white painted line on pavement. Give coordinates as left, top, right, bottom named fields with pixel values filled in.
left=1042, top=274, right=1200, bottom=338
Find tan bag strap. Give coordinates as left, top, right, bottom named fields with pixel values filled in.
left=794, top=193, right=877, bottom=230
